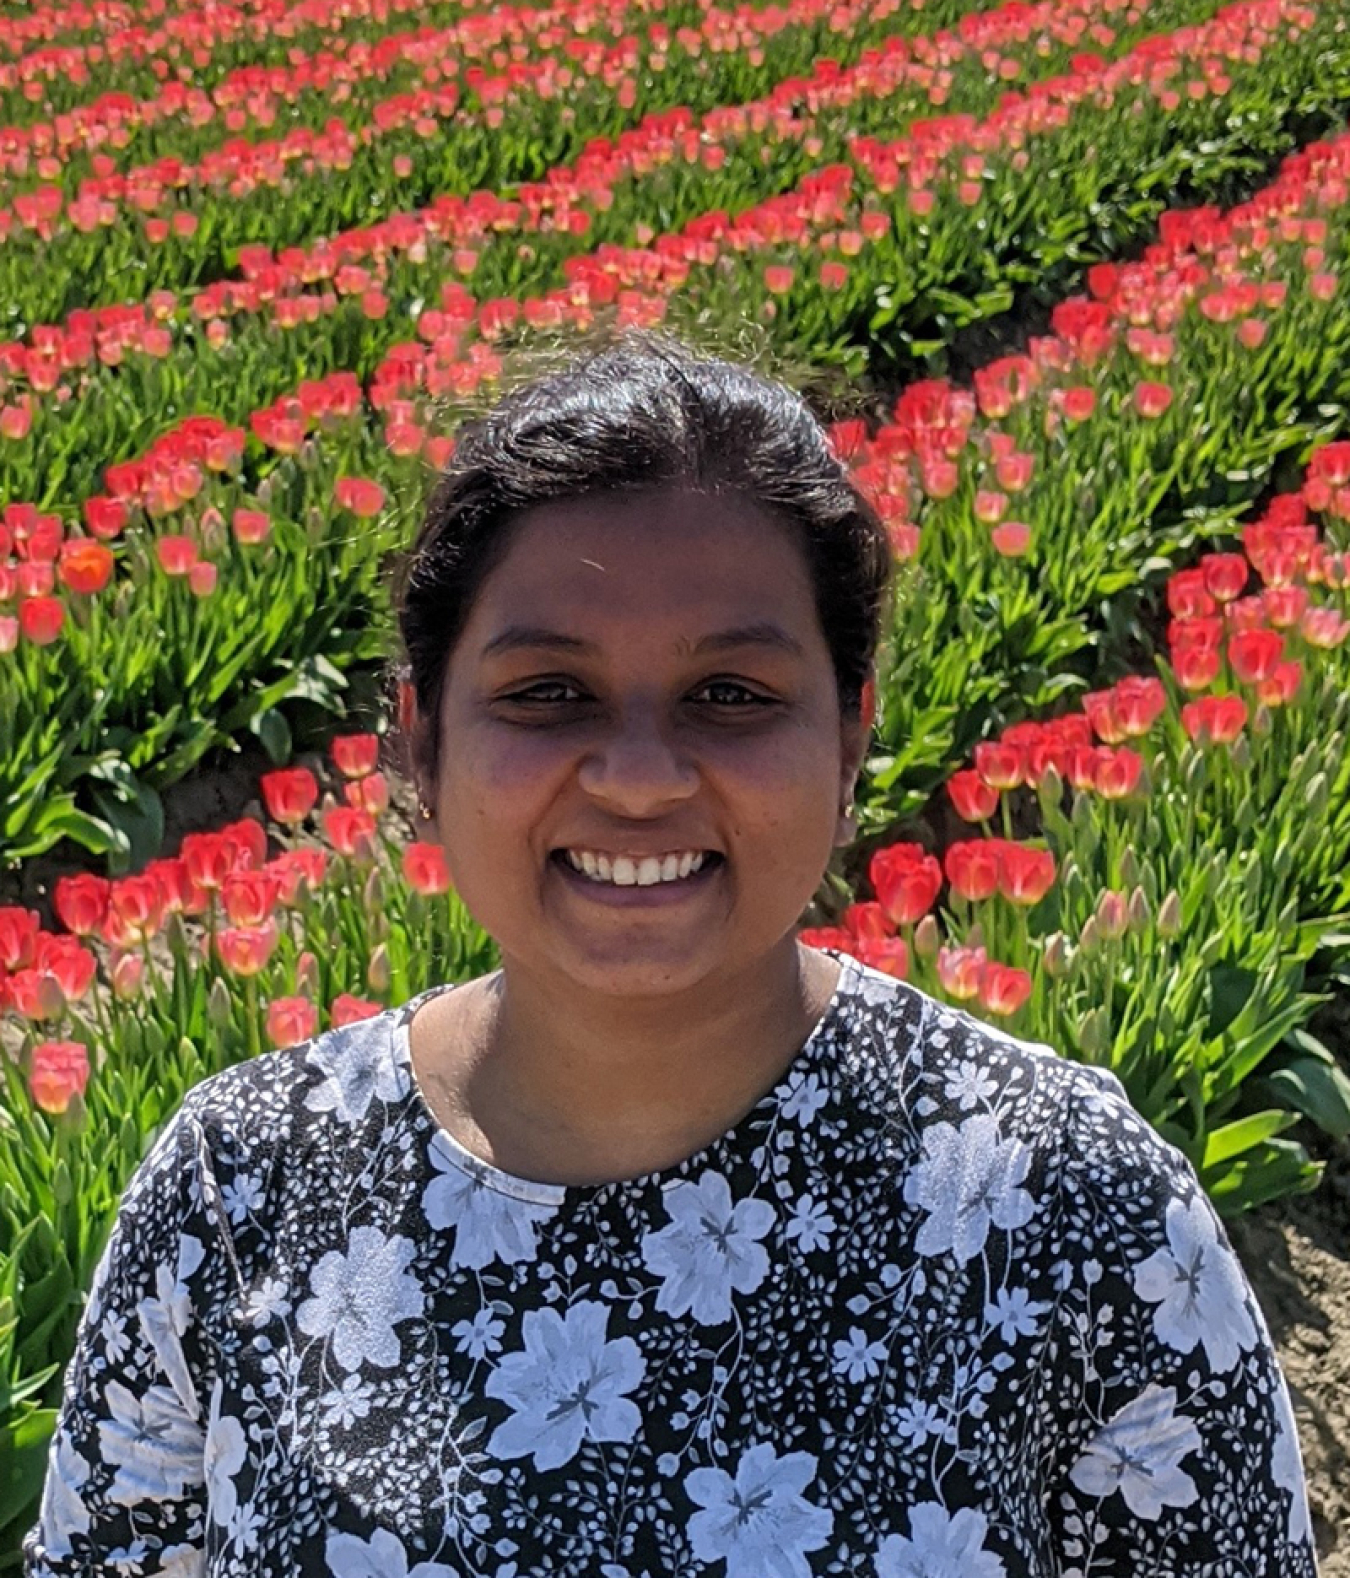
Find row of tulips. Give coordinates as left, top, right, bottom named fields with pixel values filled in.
left=0, top=0, right=1015, bottom=206
left=1, top=444, right=1347, bottom=1557
left=8, top=0, right=1350, bottom=876
left=0, top=0, right=1092, bottom=335
left=0, top=0, right=518, bottom=114
left=0, top=0, right=1263, bottom=863
left=0, top=0, right=1293, bottom=443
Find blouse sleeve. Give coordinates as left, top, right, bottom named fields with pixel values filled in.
left=23, top=1090, right=223, bottom=1577
left=1041, top=1070, right=1318, bottom=1577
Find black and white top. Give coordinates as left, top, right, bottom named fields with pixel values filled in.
left=25, top=951, right=1317, bottom=1576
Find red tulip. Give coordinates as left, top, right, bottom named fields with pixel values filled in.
left=991, top=522, right=1031, bottom=557
left=323, top=806, right=377, bottom=861
left=105, top=874, right=166, bottom=945
left=841, top=902, right=893, bottom=942
left=1181, top=695, right=1247, bottom=745
left=1227, top=628, right=1284, bottom=685
left=996, top=844, right=1056, bottom=906
left=267, top=848, right=329, bottom=904
left=58, top=540, right=114, bottom=596
left=232, top=508, right=272, bottom=545
left=1301, top=607, right=1350, bottom=648
left=0, top=906, right=40, bottom=970
left=1094, top=748, right=1145, bottom=800
left=1200, top=553, right=1249, bottom=603
left=936, top=944, right=987, bottom=1000
left=763, top=265, right=794, bottom=294
left=266, top=996, right=319, bottom=1049
left=260, top=766, right=319, bottom=825
left=869, top=843, right=943, bottom=927
left=54, top=873, right=111, bottom=936
left=974, top=741, right=1024, bottom=790
left=29, top=1041, right=90, bottom=1115
left=946, top=769, right=999, bottom=823
left=334, top=477, right=385, bottom=518
left=851, top=936, right=909, bottom=979
left=331, top=994, right=383, bottom=1027
left=216, top=921, right=280, bottom=977
left=1256, top=660, right=1303, bottom=708
left=221, top=870, right=282, bottom=928
left=402, top=842, right=451, bottom=895
left=84, top=496, right=128, bottom=540
left=180, top=830, right=244, bottom=892
left=1167, top=568, right=1215, bottom=619
left=943, top=841, right=1001, bottom=902
left=330, top=733, right=380, bottom=778
left=156, top=535, right=199, bottom=575
left=19, top=596, right=64, bottom=645
left=979, top=964, right=1032, bottom=1016
left=343, top=771, right=390, bottom=816
left=1132, top=382, right=1173, bottom=419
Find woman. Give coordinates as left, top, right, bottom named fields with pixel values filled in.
left=26, top=332, right=1316, bottom=1576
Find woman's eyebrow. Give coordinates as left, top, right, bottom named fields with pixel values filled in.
left=479, top=623, right=806, bottom=660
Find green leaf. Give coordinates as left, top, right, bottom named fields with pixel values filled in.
left=1204, top=965, right=1257, bottom=1039
left=1200, top=1108, right=1298, bottom=1171
left=1261, top=1057, right=1350, bottom=1141
left=249, top=707, right=292, bottom=767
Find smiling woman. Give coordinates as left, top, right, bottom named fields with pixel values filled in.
left=25, top=331, right=1317, bottom=1578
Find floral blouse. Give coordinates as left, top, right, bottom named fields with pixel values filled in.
left=25, top=951, right=1316, bottom=1577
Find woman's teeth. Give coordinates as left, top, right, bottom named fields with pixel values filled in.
left=561, top=850, right=711, bottom=886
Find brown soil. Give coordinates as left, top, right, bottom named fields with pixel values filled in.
left=1231, top=1138, right=1350, bottom=1573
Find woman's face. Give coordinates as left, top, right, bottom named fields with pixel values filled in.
left=418, top=487, right=872, bottom=999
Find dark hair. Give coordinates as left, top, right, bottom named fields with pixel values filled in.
left=391, top=326, right=895, bottom=789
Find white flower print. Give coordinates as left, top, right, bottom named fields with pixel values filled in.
left=641, top=1172, right=775, bottom=1326
left=889, top=1401, right=946, bottom=1451
left=321, top=1373, right=375, bottom=1431
left=784, top=1193, right=836, bottom=1254
left=135, top=1233, right=206, bottom=1423
left=100, top=1309, right=132, bottom=1366
left=99, top=1380, right=206, bottom=1506
left=35, top=1427, right=93, bottom=1557
left=983, top=1287, right=1050, bottom=1344
left=903, top=1114, right=1035, bottom=1265
left=304, top=1036, right=409, bottom=1125
left=241, top=1274, right=291, bottom=1327
left=422, top=1147, right=559, bottom=1270
left=326, top=1525, right=463, bottom=1576
left=485, top=1299, right=645, bottom=1472
left=944, top=1060, right=998, bottom=1112
left=1270, top=1377, right=1312, bottom=1546
left=453, top=1306, right=506, bottom=1361
left=781, top=1070, right=829, bottom=1126
left=1132, top=1193, right=1258, bottom=1373
left=831, top=1327, right=887, bottom=1384
left=1068, top=1384, right=1201, bottom=1519
left=295, top=1225, right=424, bottom=1373
left=204, top=1375, right=248, bottom=1530
left=221, top=1170, right=266, bottom=1226
left=874, top=1502, right=1007, bottom=1577
left=685, top=1442, right=833, bottom=1577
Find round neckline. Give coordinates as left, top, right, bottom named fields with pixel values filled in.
left=393, top=951, right=861, bottom=1207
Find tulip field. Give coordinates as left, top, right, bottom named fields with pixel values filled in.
left=4, top=0, right=1350, bottom=1560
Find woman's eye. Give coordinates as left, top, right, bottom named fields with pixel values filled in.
left=695, top=681, right=769, bottom=707
left=503, top=682, right=584, bottom=704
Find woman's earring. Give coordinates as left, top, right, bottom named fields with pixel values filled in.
left=418, top=798, right=434, bottom=821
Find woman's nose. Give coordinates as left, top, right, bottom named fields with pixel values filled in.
left=575, top=708, right=700, bottom=809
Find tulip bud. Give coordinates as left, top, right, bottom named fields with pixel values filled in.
left=1307, top=771, right=1329, bottom=819
left=1119, top=847, right=1140, bottom=889
left=364, top=867, right=385, bottom=914
left=1272, top=837, right=1293, bottom=883
left=1071, top=790, right=1094, bottom=834
left=1077, top=1007, right=1109, bottom=1061
left=964, top=921, right=985, bottom=951
left=1252, top=703, right=1272, bottom=736
left=1234, top=792, right=1256, bottom=839
left=1041, top=931, right=1072, bottom=978
left=367, top=944, right=391, bottom=994
left=1229, top=733, right=1253, bottom=771
left=299, top=439, right=319, bottom=470
left=36, top=973, right=68, bottom=1020
left=293, top=874, right=312, bottom=910
left=257, top=477, right=274, bottom=506
left=207, top=975, right=234, bottom=1027
left=1276, top=896, right=1299, bottom=934
left=164, top=911, right=189, bottom=955
left=1036, top=763, right=1063, bottom=807
left=1243, top=854, right=1263, bottom=909
left=112, top=952, right=145, bottom=1000
left=1095, top=890, right=1128, bottom=940
left=1078, top=915, right=1101, bottom=955
left=1144, top=812, right=1163, bottom=847
left=307, top=506, right=326, bottom=545
left=913, top=913, right=940, bottom=960
left=1127, top=886, right=1151, bottom=934
left=1185, top=750, right=1207, bottom=793
left=296, top=951, right=321, bottom=998
left=56, top=1089, right=87, bottom=1133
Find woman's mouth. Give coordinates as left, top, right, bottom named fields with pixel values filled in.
left=548, top=848, right=725, bottom=905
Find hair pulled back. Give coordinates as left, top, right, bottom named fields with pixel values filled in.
left=392, top=327, right=894, bottom=789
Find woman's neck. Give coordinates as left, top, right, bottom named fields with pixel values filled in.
left=409, top=943, right=841, bottom=1189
